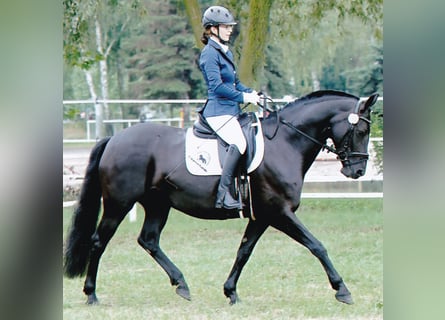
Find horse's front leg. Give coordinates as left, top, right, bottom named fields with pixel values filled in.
left=224, top=219, right=268, bottom=305
left=270, top=208, right=354, bottom=305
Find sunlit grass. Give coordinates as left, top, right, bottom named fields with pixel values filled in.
left=63, top=199, right=382, bottom=319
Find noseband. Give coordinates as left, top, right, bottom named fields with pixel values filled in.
left=280, top=99, right=371, bottom=166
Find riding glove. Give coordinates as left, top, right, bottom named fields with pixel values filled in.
left=243, top=91, right=261, bottom=105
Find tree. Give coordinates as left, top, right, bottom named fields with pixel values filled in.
left=261, top=44, right=293, bottom=98
left=120, top=0, right=207, bottom=125
left=237, top=0, right=273, bottom=87
left=64, top=0, right=383, bottom=138
left=183, top=0, right=204, bottom=50
left=183, top=0, right=382, bottom=94
left=63, top=0, right=144, bottom=138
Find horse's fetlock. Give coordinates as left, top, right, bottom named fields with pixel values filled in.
left=331, top=278, right=344, bottom=291
left=224, top=282, right=235, bottom=297
left=83, top=281, right=95, bottom=295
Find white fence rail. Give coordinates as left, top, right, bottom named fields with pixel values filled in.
left=63, top=97, right=383, bottom=143
left=63, top=97, right=383, bottom=105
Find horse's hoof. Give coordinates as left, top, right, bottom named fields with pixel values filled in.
left=228, top=292, right=240, bottom=305
left=335, top=291, right=354, bottom=305
left=86, top=293, right=99, bottom=305
left=176, top=284, right=191, bottom=301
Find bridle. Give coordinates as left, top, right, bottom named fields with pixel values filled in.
left=263, top=97, right=371, bottom=166
left=332, top=101, right=371, bottom=166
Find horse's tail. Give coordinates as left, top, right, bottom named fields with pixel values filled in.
left=63, top=136, right=111, bottom=278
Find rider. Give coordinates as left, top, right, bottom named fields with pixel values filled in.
left=199, top=5, right=261, bottom=209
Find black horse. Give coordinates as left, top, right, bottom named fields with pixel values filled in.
left=64, top=90, right=379, bottom=305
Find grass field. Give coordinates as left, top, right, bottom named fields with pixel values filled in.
left=63, top=198, right=383, bottom=319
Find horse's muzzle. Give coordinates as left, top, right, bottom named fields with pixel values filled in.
left=341, top=166, right=366, bottom=179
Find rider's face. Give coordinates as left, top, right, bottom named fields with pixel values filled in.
left=212, top=24, right=233, bottom=42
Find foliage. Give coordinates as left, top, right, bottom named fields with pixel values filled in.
left=123, top=3, right=204, bottom=99
left=63, top=106, right=79, bottom=121
left=261, top=45, right=293, bottom=96
left=64, top=0, right=383, bottom=101
left=371, top=100, right=383, bottom=174
left=63, top=0, right=145, bottom=69
left=63, top=0, right=383, bottom=150
left=275, top=0, right=383, bottom=40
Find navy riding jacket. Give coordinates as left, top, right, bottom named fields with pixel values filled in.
left=199, top=39, right=253, bottom=117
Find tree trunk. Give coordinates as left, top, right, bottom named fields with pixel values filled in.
left=311, top=70, right=320, bottom=91
left=84, top=69, right=105, bottom=139
left=183, top=0, right=204, bottom=50
left=238, top=0, right=273, bottom=87
left=94, top=19, right=114, bottom=135
left=115, top=51, right=126, bottom=120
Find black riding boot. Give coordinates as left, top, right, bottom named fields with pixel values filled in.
left=215, top=144, right=242, bottom=209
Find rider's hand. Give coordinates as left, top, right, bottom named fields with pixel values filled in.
left=243, top=91, right=261, bottom=105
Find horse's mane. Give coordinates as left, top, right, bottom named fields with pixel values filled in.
left=263, top=90, right=359, bottom=138
left=282, top=90, right=358, bottom=110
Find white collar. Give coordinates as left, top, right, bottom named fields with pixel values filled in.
left=210, top=37, right=229, bottom=53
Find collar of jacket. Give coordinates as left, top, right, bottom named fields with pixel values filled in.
left=208, top=39, right=235, bottom=68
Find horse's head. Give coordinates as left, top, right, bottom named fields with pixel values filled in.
left=329, top=93, right=379, bottom=179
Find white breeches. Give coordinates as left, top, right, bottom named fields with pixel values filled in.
left=206, top=115, right=247, bottom=154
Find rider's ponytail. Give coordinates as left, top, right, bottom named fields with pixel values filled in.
left=201, top=28, right=211, bottom=45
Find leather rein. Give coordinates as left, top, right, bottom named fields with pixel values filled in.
left=260, top=97, right=371, bottom=165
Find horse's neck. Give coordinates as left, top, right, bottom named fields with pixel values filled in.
left=277, top=101, right=332, bottom=148
left=286, top=99, right=341, bottom=128
left=278, top=99, right=343, bottom=173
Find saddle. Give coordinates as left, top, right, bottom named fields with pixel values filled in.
left=192, top=112, right=258, bottom=169
left=185, top=112, right=265, bottom=219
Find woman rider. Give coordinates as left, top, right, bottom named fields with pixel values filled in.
left=199, top=6, right=261, bottom=209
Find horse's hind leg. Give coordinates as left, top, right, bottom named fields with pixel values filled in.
left=83, top=200, right=130, bottom=305
left=137, top=197, right=191, bottom=301
left=270, top=209, right=353, bottom=305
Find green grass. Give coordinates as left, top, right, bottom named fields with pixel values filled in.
left=63, top=199, right=383, bottom=319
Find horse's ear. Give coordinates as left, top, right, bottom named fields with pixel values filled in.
left=363, top=93, right=379, bottom=111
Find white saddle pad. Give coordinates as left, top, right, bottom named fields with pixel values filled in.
left=185, top=118, right=264, bottom=176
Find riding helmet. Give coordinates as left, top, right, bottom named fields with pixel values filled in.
left=202, top=6, right=237, bottom=28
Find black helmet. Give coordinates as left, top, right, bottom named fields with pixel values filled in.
left=202, top=6, right=237, bottom=28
